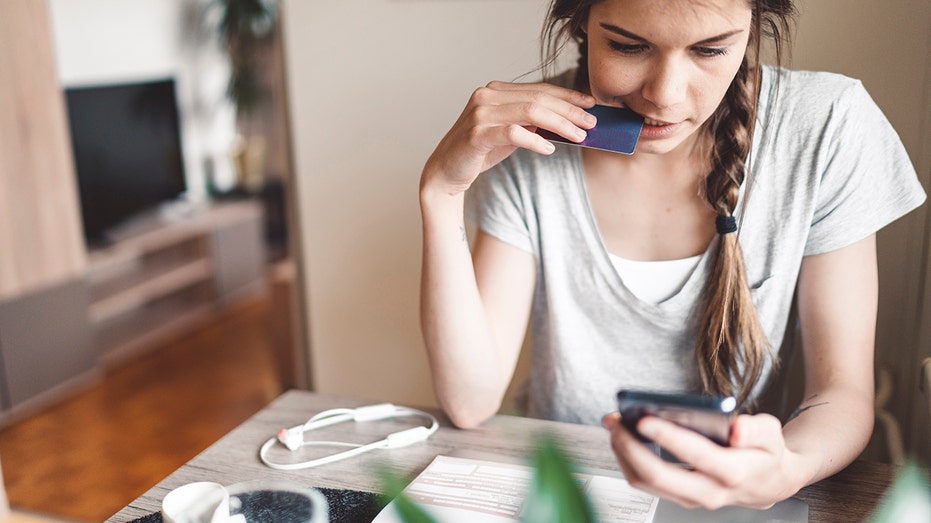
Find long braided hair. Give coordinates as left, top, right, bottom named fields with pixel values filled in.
left=542, top=0, right=796, bottom=406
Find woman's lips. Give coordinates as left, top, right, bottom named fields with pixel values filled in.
left=604, top=104, right=683, bottom=140
left=638, top=114, right=681, bottom=139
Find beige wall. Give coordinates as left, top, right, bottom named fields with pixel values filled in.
left=282, top=0, right=551, bottom=406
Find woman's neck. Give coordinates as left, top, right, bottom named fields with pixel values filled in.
left=581, top=135, right=716, bottom=261
left=582, top=137, right=706, bottom=194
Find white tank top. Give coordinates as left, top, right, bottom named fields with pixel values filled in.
left=609, top=253, right=702, bottom=304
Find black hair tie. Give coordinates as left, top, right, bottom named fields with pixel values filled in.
left=716, top=215, right=738, bottom=235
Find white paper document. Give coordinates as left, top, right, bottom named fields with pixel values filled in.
left=372, top=455, right=658, bottom=523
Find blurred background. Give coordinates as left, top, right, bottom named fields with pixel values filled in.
left=0, top=0, right=928, bottom=520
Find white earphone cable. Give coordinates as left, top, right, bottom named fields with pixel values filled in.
left=259, top=404, right=438, bottom=470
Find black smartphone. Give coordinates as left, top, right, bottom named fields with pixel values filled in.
left=616, top=389, right=738, bottom=447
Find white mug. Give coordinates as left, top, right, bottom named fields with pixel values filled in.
left=161, top=482, right=230, bottom=523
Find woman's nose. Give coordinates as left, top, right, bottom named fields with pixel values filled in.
left=641, top=57, right=687, bottom=110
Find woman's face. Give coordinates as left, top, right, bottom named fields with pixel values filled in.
left=583, top=0, right=752, bottom=156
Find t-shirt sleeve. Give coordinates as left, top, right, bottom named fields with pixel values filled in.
left=804, top=81, right=926, bottom=256
left=465, top=157, right=535, bottom=253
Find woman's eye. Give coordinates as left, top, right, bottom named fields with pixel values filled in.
left=608, top=40, right=647, bottom=55
left=694, top=46, right=729, bottom=58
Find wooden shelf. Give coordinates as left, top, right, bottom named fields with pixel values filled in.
left=86, top=200, right=266, bottom=363
left=89, top=258, right=212, bottom=323
left=95, top=285, right=215, bottom=367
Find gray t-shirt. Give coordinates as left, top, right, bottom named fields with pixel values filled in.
left=466, top=66, right=926, bottom=425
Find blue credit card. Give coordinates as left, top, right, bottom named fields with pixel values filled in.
left=537, top=105, right=644, bottom=155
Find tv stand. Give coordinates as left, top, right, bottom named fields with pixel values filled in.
left=85, top=200, right=266, bottom=365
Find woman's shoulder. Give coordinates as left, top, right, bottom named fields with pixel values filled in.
left=764, top=64, right=861, bottom=89
left=477, top=146, right=580, bottom=202
left=496, top=141, right=577, bottom=172
left=760, top=65, right=879, bottom=131
left=762, top=65, right=869, bottom=111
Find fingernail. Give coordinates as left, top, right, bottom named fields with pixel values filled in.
left=602, top=413, right=619, bottom=430
left=638, top=419, right=658, bottom=439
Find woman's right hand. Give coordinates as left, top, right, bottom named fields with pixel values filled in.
left=421, top=81, right=597, bottom=198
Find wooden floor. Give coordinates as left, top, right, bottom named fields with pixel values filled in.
left=0, top=295, right=283, bottom=522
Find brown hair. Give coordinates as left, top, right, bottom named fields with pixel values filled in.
left=542, top=0, right=797, bottom=406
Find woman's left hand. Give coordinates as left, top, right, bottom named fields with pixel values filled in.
left=602, top=411, right=810, bottom=510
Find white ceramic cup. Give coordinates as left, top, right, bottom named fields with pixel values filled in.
left=161, top=481, right=230, bottom=523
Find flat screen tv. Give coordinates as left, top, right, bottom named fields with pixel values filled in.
left=65, top=78, right=187, bottom=246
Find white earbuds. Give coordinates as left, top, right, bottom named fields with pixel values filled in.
left=259, top=403, right=439, bottom=470
left=277, top=426, right=305, bottom=451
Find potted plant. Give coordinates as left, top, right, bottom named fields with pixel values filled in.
left=212, top=0, right=278, bottom=193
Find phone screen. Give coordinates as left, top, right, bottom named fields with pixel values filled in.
left=616, top=390, right=737, bottom=446
left=536, top=105, right=644, bottom=155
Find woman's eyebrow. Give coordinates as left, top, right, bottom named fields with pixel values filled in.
left=599, top=23, right=745, bottom=46
left=599, top=23, right=647, bottom=41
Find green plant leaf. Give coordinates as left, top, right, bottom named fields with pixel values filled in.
left=868, top=460, right=931, bottom=523
left=521, top=434, right=597, bottom=523
left=377, top=466, right=439, bottom=523
left=214, top=0, right=277, bottom=41
left=211, top=0, right=277, bottom=115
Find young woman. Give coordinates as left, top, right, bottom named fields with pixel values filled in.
left=419, top=0, right=925, bottom=509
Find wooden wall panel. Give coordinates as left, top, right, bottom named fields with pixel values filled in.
left=0, top=1, right=86, bottom=301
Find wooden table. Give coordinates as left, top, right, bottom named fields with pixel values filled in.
left=107, top=390, right=896, bottom=522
